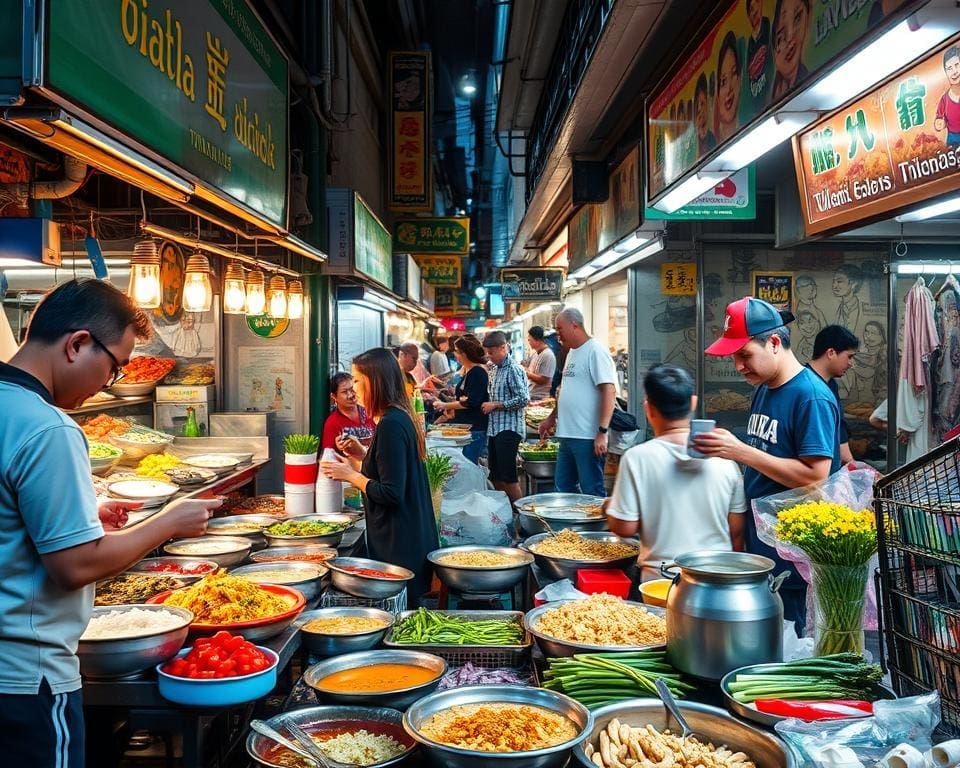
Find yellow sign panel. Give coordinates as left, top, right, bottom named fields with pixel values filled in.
left=661, top=263, right=697, bottom=296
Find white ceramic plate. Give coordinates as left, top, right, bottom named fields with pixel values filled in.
left=181, top=454, right=241, bottom=471
left=108, top=479, right=179, bottom=501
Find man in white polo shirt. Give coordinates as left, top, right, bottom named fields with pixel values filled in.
left=0, top=279, right=220, bottom=767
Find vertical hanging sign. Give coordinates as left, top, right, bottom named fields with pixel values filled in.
left=388, top=51, right=432, bottom=211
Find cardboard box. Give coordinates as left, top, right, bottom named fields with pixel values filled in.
left=155, top=385, right=216, bottom=403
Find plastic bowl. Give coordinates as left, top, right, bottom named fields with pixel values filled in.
left=147, top=583, right=307, bottom=641
left=638, top=579, right=672, bottom=608
left=157, top=646, right=278, bottom=706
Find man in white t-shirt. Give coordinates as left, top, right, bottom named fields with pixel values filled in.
left=523, top=325, right=556, bottom=401
left=606, top=364, right=746, bottom=580
left=538, top=307, right=617, bottom=496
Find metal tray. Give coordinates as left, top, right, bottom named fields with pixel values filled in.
left=720, top=662, right=897, bottom=728
left=383, top=609, right=531, bottom=665
left=515, top=492, right=605, bottom=516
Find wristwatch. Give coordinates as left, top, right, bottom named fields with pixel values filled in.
left=597, top=425, right=609, bottom=434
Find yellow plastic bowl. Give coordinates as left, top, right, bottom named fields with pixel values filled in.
left=639, top=578, right=672, bottom=608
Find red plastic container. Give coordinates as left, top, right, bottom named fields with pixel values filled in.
left=576, top=569, right=631, bottom=599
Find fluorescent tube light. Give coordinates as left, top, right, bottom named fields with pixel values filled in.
left=587, top=239, right=665, bottom=285
left=896, top=195, right=960, bottom=222
left=896, top=263, right=956, bottom=274
left=653, top=172, right=730, bottom=214
left=705, top=112, right=819, bottom=172
left=569, top=263, right=598, bottom=280
left=613, top=231, right=652, bottom=254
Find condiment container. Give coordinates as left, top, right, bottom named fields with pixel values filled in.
left=664, top=550, right=786, bottom=680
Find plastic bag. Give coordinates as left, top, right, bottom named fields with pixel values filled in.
left=439, top=490, right=513, bottom=547
left=774, top=692, right=940, bottom=768
left=534, top=579, right=588, bottom=604
left=433, top=447, right=490, bottom=497
left=753, top=464, right=880, bottom=633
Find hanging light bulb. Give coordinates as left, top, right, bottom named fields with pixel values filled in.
left=223, top=263, right=247, bottom=314
left=268, top=275, right=287, bottom=319
left=245, top=269, right=266, bottom=315
left=182, top=250, right=213, bottom=312
left=286, top=279, right=304, bottom=319
left=127, top=236, right=161, bottom=309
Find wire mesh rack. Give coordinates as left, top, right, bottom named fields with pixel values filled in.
left=876, top=437, right=960, bottom=736
left=319, top=586, right=408, bottom=614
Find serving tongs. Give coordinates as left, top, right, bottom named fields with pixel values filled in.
left=250, top=719, right=318, bottom=767
left=280, top=715, right=358, bottom=768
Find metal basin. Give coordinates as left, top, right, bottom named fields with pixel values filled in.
left=230, top=561, right=327, bottom=602
left=523, top=600, right=666, bottom=658
left=572, top=699, right=795, bottom=768
left=163, top=536, right=252, bottom=567
left=327, top=557, right=413, bottom=598
left=206, top=515, right=272, bottom=550
left=246, top=705, right=415, bottom=768
left=249, top=545, right=338, bottom=565
left=127, top=557, right=218, bottom=583
left=521, top=532, right=637, bottom=581
left=304, top=649, right=446, bottom=710
left=428, top=546, right=532, bottom=594
left=296, top=607, right=395, bottom=656
left=519, top=459, right=556, bottom=479
left=403, top=685, right=593, bottom=768
left=517, top=511, right=608, bottom=536
left=78, top=604, right=193, bottom=679
left=262, top=514, right=352, bottom=548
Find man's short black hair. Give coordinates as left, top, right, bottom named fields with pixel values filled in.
left=644, top=364, right=694, bottom=420
left=528, top=326, right=546, bottom=342
left=812, top=324, right=860, bottom=359
left=482, top=330, right=508, bottom=348
left=27, top=278, right=151, bottom=346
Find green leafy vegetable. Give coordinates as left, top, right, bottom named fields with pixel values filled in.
left=425, top=451, right=455, bottom=494
left=283, top=434, right=320, bottom=455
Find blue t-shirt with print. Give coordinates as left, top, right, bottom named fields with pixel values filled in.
left=743, top=367, right=841, bottom=577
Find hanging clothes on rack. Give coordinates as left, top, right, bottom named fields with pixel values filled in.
left=898, top=277, right=939, bottom=462
left=931, top=274, right=960, bottom=443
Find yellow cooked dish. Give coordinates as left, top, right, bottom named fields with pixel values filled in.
left=303, top=616, right=389, bottom=634
left=420, top=703, right=577, bottom=752
left=528, top=529, right=637, bottom=561
left=534, top=593, right=666, bottom=646
left=161, top=570, right=292, bottom=623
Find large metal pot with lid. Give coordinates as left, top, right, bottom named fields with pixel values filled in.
left=664, top=550, right=788, bottom=680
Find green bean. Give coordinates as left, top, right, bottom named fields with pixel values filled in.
left=391, top=608, right=523, bottom=646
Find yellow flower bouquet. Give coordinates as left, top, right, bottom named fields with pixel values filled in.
left=776, top=501, right=878, bottom=655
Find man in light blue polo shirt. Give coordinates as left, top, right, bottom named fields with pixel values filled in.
left=0, top=279, right=220, bottom=767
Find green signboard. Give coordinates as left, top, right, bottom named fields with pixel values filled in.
left=394, top=217, right=470, bottom=254
left=645, top=167, right=756, bottom=220
left=45, top=0, right=288, bottom=228
left=354, top=194, right=393, bottom=291
left=246, top=314, right=289, bottom=338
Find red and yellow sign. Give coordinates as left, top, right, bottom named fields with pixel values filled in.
left=388, top=51, right=432, bottom=211
left=660, top=263, right=697, bottom=296
left=794, top=35, right=960, bottom=235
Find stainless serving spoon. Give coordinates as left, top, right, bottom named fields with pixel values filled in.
left=250, top=719, right=318, bottom=767
left=654, top=678, right=701, bottom=744
left=280, top=716, right=358, bottom=768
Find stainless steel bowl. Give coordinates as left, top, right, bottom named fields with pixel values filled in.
left=230, top=561, right=328, bottom=602
left=246, top=705, right=415, bottom=768
left=206, top=515, right=273, bottom=550
left=327, top=557, right=414, bottom=598
left=78, top=604, right=193, bottom=679
left=262, top=514, right=353, bottom=547
left=249, top=545, right=338, bottom=565
left=572, top=699, right=795, bottom=768
left=517, top=511, right=609, bottom=536
left=163, top=536, right=252, bottom=567
left=428, top=546, right=533, bottom=594
left=519, top=459, right=557, bottom=479
left=295, top=607, right=395, bottom=656
left=127, top=557, right=218, bottom=583
left=304, top=649, right=446, bottom=709
left=404, top=685, right=593, bottom=768
left=521, top=532, right=637, bottom=581
left=523, top=601, right=666, bottom=658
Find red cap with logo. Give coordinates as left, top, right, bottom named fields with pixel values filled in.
left=705, top=296, right=795, bottom=356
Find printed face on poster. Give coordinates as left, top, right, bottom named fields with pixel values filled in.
left=237, top=346, right=296, bottom=421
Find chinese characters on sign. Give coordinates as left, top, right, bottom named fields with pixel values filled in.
left=661, top=263, right=697, bottom=296
left=414, top=256, right=462, bottom=288
left=394, top=217, right=470, bottom=254
left=388, top=52, right=432, bottom=211
left=793, top=34, right=960, bottom=235
left=47, top=0, right=288, bottom=228
left=752, top=272, right=793, bottom=311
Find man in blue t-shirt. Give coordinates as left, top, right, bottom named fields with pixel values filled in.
left=808, top=325, right=859, bottom=465
left=695, top=297, right=840, bottom=632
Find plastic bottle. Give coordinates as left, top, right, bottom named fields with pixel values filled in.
left=183, top=406, right=201, bottom=438
left=413, top=387, right=426, bottom=431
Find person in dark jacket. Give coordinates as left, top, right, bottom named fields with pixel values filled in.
left=320, top=347, right=438, bottom=605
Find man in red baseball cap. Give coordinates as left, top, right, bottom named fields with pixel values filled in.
left=694, top=296, right=840, bottom=633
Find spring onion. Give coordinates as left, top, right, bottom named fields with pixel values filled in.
left=391, top=608, right=524, bottom=646
left=726, top=653, right=883, bottom=703
left=542, top=651, right=693, bottom=709
left=283, top=434, right=320, bottom=454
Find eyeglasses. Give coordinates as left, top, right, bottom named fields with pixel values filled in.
left=88, top=332, right=126, bottom=387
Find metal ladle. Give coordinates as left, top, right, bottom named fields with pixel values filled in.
left=531, top=510, right=559, bottom=538
left=655, top=678, right=701, bottom=744
left=250, top=719, right=318, bottom=767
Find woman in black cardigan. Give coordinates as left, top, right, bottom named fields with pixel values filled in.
left=320, top=347, right=438, bottom=605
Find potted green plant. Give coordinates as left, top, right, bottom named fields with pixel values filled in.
left=283, top=434, right=320, bottom=515
left=424, top=451, right=455, bottom=523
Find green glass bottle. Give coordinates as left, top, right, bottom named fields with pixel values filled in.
left=183, top=406, right=201, bottom=438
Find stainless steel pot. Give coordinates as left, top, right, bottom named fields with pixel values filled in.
left=664, top=550, right=787, bottom=681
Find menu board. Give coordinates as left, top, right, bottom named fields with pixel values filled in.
left=794, top=35, right=960, bottom=235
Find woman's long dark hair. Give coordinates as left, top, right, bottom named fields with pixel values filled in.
left=353, top=347, right=426, bottom=460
